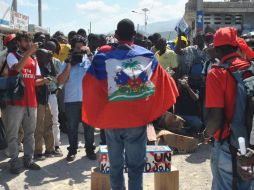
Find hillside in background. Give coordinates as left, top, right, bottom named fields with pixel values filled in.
left=137, top=19, right=179, bottom=40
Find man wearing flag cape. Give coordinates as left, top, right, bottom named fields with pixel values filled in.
left=82, top=19, right=179, bottom=190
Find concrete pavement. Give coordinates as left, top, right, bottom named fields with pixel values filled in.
left=0, top=129, right=212, bottom=190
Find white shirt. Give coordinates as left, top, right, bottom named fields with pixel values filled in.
left=6, top=52, right=41, bottom=76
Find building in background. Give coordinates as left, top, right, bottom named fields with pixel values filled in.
left=28, top=24, right=49, bottom=34
left=184, top=0, right=254, bottom=35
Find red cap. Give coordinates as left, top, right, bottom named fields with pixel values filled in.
left=213, top=27, right=238, bottom=47
left=3, top=34, right=16, bottom=46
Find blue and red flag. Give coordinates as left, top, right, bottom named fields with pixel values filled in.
left=82, top=44, right=178, bottom=129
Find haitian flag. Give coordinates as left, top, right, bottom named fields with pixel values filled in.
left=82, top=44, right=179, bottom=129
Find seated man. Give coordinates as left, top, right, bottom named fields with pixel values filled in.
left=175, top=75, right=203, bottom=134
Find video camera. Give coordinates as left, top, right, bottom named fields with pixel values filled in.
left=36, top=42, right=45, bottom=49
left=69, top=49, right=88, bottom=66
left=68, top=35, right=88, bottom=66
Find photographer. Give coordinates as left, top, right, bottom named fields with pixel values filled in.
left=33, top=32, right=46, bottom=48
left=5, top=32, right=49, bottom=174
left=175, top=75, right=203, bottom=134
left=44, top=40, right=64, bottom=157
left=34, top=44, right=64, bottom=160
left=57, top=35, right=96, bottom=162
left=34, top=49, right=55, bottom=160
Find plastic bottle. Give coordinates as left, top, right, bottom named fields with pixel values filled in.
left=238, top=137, right=250, bottom=171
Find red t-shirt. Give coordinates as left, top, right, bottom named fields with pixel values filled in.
left=7, top=52, right=40, bottom=107
left=206, top=52, right=250, bottom=140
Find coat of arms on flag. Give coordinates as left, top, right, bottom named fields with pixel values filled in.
left=106, top=56, right=155, bottom=102
left=82, top=44, right=179, bottom=129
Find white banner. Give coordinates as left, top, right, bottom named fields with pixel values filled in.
left=11, top=11, right=29, bottom=31
left=99, top=145, right=171, bottom=173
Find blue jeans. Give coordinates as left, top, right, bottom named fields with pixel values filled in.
left=65, top=102, right=95, bottom=155
left=105, top=126, right=147, bottom=190
left=211, top=141, right=252, bottom=190
left=181, top=115, right=203, bottom=132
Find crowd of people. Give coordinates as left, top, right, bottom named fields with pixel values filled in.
left=1, top=18, right=254, bottom=190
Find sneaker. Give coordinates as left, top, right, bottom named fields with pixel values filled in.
left=24, top=161, right=41, bottom=170
left=44, top=151, right=55, bottom=158
left=19, top=143, right=24, bottom=152
left=66, top=153, right=76, bottom=162
left=10, top=164, right=21, bottom=174
left=86, top=151, right=97, bottom=160
left=53, top=146, right=63, bottom=157
left=34, top=154, right=46, bottom=161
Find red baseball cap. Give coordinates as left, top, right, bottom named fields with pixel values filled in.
left=3, top=34, right=16, bottom=46
left=213, top=27, right=238, bottom=47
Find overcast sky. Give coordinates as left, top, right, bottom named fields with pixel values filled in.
left=2, top=0, right=194, bottom=35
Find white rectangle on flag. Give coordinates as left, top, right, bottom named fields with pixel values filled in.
left=105, top=56, right=155, bottom=102
left=175, top=17, right=190, bottom=35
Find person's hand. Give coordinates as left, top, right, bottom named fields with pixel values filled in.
left=178, top=79, right=188, bottom=88
left=55, top=89, right=59, bottom=96
left=238, top=165, right=252, bottom=181
left=182, top=79, right=189, bottom=88
left=81, top=46, right=91, bottom=55
left=43, top=77, right=51, bottom=85
left=238, top=148, right=254, bottom=166
left=201, top=130, right=211, bottom=144
left=28, top=43, right=39, bottom=55
left=237, top=148, right=254, bottom=181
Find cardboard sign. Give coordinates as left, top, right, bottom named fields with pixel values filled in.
left=99, top=145, right=172, bottom=174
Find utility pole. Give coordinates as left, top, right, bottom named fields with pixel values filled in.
left=90, top=21, right=92, bottom=34
left=142, top=8, right=149, bottom=33
left=38, top=0, right=42, bottom=26
left=132, top=8, right=149, bottom=33
left=12, top=0, right=17, bottom=12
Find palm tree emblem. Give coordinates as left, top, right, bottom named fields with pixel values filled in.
left=122, top=59, right=142, bottom=70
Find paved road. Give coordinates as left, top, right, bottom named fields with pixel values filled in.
left=0, top=129, right=212, bottom=190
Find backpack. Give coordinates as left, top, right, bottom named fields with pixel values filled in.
left=189, top=51, right=206, bottom=90
left=217, top=60, right=254, bottom=190
left=218, top=60, right=254, bottom=149
left=0, top=52, right=24, bottom=103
